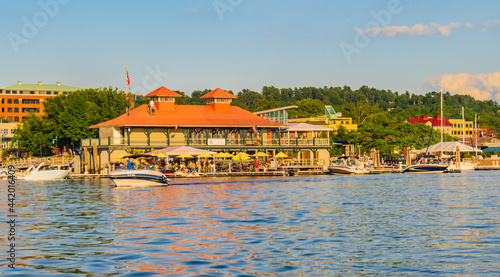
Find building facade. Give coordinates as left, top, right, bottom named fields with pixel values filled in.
left=0, top=81, right=80, bottom=123
left=406, top=115, right=453, bottom=135
left=448, top=119, right=475, bottom=138
left=287, top=106, right=358, bottom=132
left=85, top=87, right=333, bottom=173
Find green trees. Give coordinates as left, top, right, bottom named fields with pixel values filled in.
left=13, top=87, right=129, bottom=156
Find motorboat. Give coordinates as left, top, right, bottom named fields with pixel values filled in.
left=108, top=168, right=168, bottom=187
left=328, top=157, right=369, bottom=175
left=402, top=163, right=450, bottom=173
left=402, top=156, right=449, bottom=173
left=19, top=162, right=70, bottom=180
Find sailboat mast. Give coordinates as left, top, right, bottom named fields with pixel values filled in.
left=440, top=88, right=443, bottom=157
left=475, top=113, right=478, bottom=156
left=462, top=106, right=465, bottom=144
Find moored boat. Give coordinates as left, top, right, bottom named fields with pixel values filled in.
left=402, top=163, right=449, bottom=174
left=328, top=157, right=369, bottom=175
left=19, top=162, right=70, bottom=180
left=109, top=169, right=168, bottom=187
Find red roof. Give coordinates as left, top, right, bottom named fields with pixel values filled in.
left=200, top=88, right=237, bottom=99
left=90, top=104, right=288, bottom=128
left=144, top=86, right=182, bottom=97
left=407, top=116, right=452, bottom=127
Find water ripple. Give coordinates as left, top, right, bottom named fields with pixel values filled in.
left=1, top=172, right=499, bottom=275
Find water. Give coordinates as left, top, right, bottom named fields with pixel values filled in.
left=1, top=171, right=499, bottom=276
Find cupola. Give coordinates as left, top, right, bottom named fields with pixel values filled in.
left=144, top=86, right=182, bottom=113
left=200, top=88, right=237, bottom=112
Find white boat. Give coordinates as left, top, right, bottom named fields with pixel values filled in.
left=108, top=169, right=168, bottom=187
left=19, top=162, right=70, bottom=180
left=402, top=163, right=450, bottom=174
left=328, top=157, right=369, bottom=175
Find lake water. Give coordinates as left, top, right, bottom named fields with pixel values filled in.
left=1, top=171, right=499, bottom=276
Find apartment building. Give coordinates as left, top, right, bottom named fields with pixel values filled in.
left=0, top=81, right=80, bottom=123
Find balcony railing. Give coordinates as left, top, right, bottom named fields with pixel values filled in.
left=81, top=137, right=331, bottom=148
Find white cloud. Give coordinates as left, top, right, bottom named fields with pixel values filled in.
left=423, top=72, right=500, bottom=101
left=484, top=19, right=500, bottom=27
left=482, top=19, right=500, bottom=31
left=357, top=22, right=473, bottom=37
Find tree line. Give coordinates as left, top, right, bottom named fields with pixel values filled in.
left=8, top=85, right=499, bottom=157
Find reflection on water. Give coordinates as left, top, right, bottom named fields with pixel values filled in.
left=1, top=171, right=499, bottom=276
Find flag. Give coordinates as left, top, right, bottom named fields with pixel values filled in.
left=174, top=124, right=180, bottom=131
left=126, top=67, right=131, bottom=90
left=252, top=125, right=258, bottom=134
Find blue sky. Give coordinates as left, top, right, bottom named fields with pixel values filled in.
left=1, top=0, right=499, bottom=101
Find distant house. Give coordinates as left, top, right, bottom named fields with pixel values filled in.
left=406, top=115, right=452, bottom=136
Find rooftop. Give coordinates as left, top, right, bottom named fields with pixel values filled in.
left=90, top=104, right=288, bottom=129
left=199, top=88, right=237, bottom=99
left=144, top=86, right=182, bottom=97
left=0, top=82, right=80, bottom=91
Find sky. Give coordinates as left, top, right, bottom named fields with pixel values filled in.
left=1, top=0, right=500, bottom=101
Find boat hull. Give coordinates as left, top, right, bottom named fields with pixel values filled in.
left=109, top=170, right=168, bottom=187
left=328, top=165, right=369, bottom=175
left=21, top=170, right=70, bottom=180
left=402, top=164, right=449, bottom=174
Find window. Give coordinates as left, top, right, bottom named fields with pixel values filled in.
left=30, top=91, right=35, bottom=94
left=13, top=99, right=19, bottom=104
left=22, top=99, right=39, bottom=104
left=7, top=117, right=12, bottom=121
left=6, top=90, right=11, bottom=94
left=14, top=117, right=19, bottom=122
left=7, top=108, right=12, bottom=112
left=46, top=91, right=51, bottom=95
left=1, top=108, right=3, bottom=113
left=63, top=91, right=68, bottom=95
left=12, top=91, right=17, bottom=94
left=22, top=108, right=40, bottom=113
left=7, top=99, right=12, bottom=104
left=14, top=108, right=18, bottom=112
left=54, top=91, right=59, bottom=95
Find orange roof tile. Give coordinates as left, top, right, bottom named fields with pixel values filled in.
left=144, top=86, right=182, bottom=97
left=199, top=88, right=237, bottom=99
left=90, top=104, right=288, bottom=128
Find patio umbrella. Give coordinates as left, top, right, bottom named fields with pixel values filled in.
left=197, top=152, right=214, bottom=158
left=252, top=152, right=270, bottom=157
left=274, top=152, right=289, bottom=158
left=232, top=152, right=251, bottom=161
left=156, top=153, right=169, bottom=158
left=214, top=152, right=234, bottom=158
left=177, top=153, right=194, bottom=159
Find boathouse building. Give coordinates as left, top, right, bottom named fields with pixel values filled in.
left=85, top=87, right=332, bottom=173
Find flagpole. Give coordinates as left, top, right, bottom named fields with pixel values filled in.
left=125, top=65, right=128, bottom=94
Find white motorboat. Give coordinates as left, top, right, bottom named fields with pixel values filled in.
left=108, top=169, right=168, bottom=187
left=19, top=162, right=70, bottom=180
left=328, top=157, right=369, bottom=175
